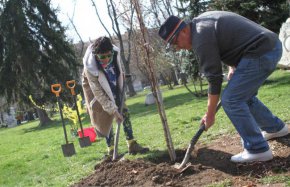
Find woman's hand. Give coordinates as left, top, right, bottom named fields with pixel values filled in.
left=113, top=110, right=123, bottom=124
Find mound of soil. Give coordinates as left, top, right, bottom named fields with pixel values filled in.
left=72, top=126, right=290, bottom=187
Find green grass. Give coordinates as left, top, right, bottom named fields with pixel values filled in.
left=206, top=179, right=233, bottom=187
left=0, top=69, right=289, bottom=187
left=259, top=175, right=290, bottom=186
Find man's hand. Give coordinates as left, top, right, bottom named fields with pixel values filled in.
left=203, top=94, right=219, bottom=131
left=227, top=66, right=235, bottom=80
left=201, top=112, right=215, bottom=130
left=114, top=110, right=123, bottom=124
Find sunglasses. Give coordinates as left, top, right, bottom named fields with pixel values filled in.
left=96, top=51, right=114, bottom=60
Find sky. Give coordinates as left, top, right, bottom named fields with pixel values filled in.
left=51, top=0, right=118, bottom=43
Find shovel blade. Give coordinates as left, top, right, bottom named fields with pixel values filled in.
left=173, top=162, right=194, bottom=173
left=61, top=143, right=76, bottom=157
left=78, top=136, right=92, bottom=148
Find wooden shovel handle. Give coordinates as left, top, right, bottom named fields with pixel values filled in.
left=66, top=80, right=76, bottom=96
left=51, top=84, right=62, bottom=97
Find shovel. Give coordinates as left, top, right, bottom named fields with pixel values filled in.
left=112, top=74, right=130, bottom=161
left=66, top=80, right=91, bottom=148
left=51, top=84, right=76, bottom=157
left=175, top=101, right=222, bottom=170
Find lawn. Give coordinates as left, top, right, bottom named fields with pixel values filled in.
left=0, top=69, right=289, bottom=187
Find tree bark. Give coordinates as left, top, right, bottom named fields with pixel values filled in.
left=27, top=111, right=35, bottom=121
left=36, top=108, right=51, bottom=127
left=133, top=0, right=176, bottom=161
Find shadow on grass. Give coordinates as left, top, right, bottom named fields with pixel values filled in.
left=22, top=113, right=93, bottom=134
left=22, top=118, right=71, bottom=133
left=263, top=75, right=290, bottom=88
left=129, top=92, right=207, bottom=117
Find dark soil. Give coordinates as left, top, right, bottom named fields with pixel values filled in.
left=72, top=125, right=290, bottom=187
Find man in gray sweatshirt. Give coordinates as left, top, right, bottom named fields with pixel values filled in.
left=158, top=11, right=289, bottom=163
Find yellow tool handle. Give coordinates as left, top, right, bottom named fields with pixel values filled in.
left=51, top=84, right=62, bottom=97
left=66, top=80, right=76, bottom=96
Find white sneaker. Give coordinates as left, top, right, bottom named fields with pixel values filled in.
left=262, top=125, right=289, bottom=140
left=230, top=149, right=273, bottom=163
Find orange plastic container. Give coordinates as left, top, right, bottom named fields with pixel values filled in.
left=78, top=127, right=97, bottom=142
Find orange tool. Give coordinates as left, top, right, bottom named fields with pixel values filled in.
left=51, top=84, right=76, bottom=157
left=66, top=80, right=91, bottom=147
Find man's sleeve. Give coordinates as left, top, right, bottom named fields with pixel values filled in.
left=196, top=43, right=223, bottom=95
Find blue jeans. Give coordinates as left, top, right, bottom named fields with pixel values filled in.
left=221, top=40, right=284, bottom=154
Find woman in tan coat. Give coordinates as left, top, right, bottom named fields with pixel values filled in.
left=82, top=36, right=149, bottom=156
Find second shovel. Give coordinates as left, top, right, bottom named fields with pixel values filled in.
left=66, top=80, right=91, bottom=148
left=51, top=84, right=76, bottom=157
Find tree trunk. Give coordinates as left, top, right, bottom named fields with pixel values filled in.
left=160, top=72, right=173, bottom=90
left=171, top=67, right=179, bottom=86
left=133, top=0, right=176, bottom=161
left=0, top=112, right=3, bottom=124
left=36, top=108, right=51, bottom=127
left=27, top=111, right=35, bottom=121
left=123, top=62, right=136, bottom=96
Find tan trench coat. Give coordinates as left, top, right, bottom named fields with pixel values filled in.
left=82, top=44, right=124, bottom=137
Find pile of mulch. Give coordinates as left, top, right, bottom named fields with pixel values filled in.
left=72, top=125, right=290, bottom=187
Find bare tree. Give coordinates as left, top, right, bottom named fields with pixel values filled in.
left=132, top=0, right=176, bottom=162
left=148, top=0, right=174, bottom=22
left=64, top=0, right=85, bottom=56
left=134, top=0, right=181, bottom=89
left=67, top=15, right=84, bottom=55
